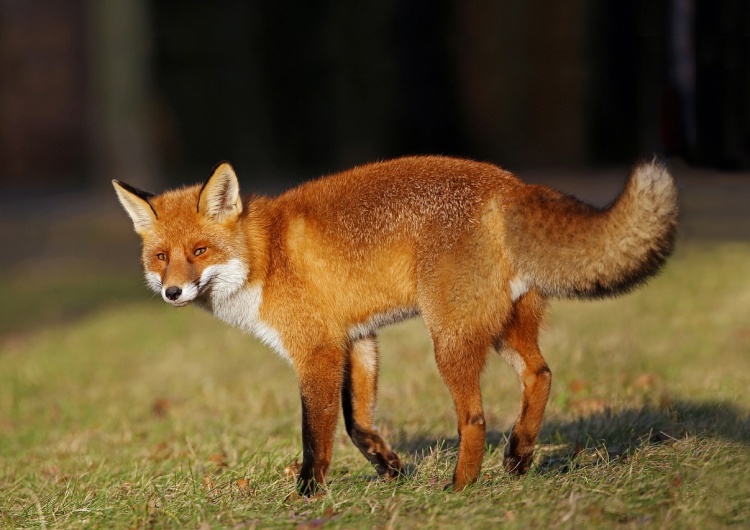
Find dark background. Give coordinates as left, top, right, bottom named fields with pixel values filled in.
left=0, top=0, right=749, bottom=194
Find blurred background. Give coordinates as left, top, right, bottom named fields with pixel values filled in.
left=0, top=0, right=749, bottom=335
left=2, top=0, right=749, bottom=193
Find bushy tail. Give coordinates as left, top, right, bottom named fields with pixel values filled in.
left=505, top=162, right=679, bottom=299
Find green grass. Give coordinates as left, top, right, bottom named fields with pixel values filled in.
left=1, top=242, right=749, bottom=528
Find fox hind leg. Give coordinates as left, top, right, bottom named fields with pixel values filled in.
left=341, top=335, right=403, bottom=478
left=498, top=290, right=551, bottom=475
left=430, top=331, right=490, bottom=490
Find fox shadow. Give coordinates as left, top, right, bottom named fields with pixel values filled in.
left=391, top=400, right=749, bottom=475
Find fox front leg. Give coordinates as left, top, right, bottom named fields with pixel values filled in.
left=295, top=346, right=345, bottom=496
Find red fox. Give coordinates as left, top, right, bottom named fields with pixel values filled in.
left=113, top=156, right=678, bottom=495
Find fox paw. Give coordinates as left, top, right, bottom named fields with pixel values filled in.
left=503, top=452, right=534, bottom=475
left=376, top=452, right=404, bottom=479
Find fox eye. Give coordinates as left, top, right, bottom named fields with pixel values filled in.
left=156, top=252, right=167, bottom=261
left=193, top=247, right=207, bottom=257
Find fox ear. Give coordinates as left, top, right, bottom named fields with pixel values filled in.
left=112, top=180, right=158, bottom=234
left=198, top=161, right=242, bottom=222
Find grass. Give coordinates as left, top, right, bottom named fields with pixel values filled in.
left=1, top=241, right=749, bottom=528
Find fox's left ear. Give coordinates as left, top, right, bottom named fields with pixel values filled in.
left=198, top=161, right=242, bottom=223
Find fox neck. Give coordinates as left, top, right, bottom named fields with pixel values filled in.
left=193, top=202, right=288, bottom=360
left=240, top=195, right=272, bottom=285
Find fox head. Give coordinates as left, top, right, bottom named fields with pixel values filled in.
left=113, top=162, right=249, bottom=307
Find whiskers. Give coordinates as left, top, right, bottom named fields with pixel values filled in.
left=197, top=259, right=249, bottom=299
left=142, top=274, right=162, bottom=297
left=197, top=274, right=245, bottom=302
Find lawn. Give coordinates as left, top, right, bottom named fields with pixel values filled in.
left=1, top=229, right=749, bottom=527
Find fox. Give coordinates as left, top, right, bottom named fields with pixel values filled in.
left=113, top=155, right=678, bottom=495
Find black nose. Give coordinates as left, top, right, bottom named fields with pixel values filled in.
left=165, top=286, right=182, bottom=301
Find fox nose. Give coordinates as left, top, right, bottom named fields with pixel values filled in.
left=164, top=286, right=182, bottom=301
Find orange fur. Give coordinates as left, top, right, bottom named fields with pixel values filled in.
left=113, top=156, right=678, bottom=495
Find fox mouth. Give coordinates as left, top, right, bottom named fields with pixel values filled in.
left=161, top=282, right=200, bottom=306
left=164, top=295, right=194, bottom=307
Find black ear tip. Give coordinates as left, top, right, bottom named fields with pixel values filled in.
left=209, top=160, right=235, bottom=176
left=113, top=180, right=156, bottom=200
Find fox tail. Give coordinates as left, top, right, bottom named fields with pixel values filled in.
left=505, top=161, right=679, bottom=299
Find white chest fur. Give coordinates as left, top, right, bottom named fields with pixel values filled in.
left=197, top=259, right=290, bottom=362
left=208, top=284, right=290, bottom=362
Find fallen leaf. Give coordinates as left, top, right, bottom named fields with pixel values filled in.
left=152, top=398, right=171, bottom=417
left=202, top=476, right=215, bottom=491
left=568, top=379, right=588, bottom=394
left=42, top=466, right=70, bottom=484
left=284, top=460, right=302, bottom=479
left=42, top=466, right=61, bottom=478
left=150, top=441, right=172, bottom=462
left=209, top=453, right=228, bottom=466
left=295, top=520, right=325, bottom=529
left=570, top=398, right=607, bottom=415
left=294, top=507, right=339, bottom=529
left=633, top=373, right=661, bottom=389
